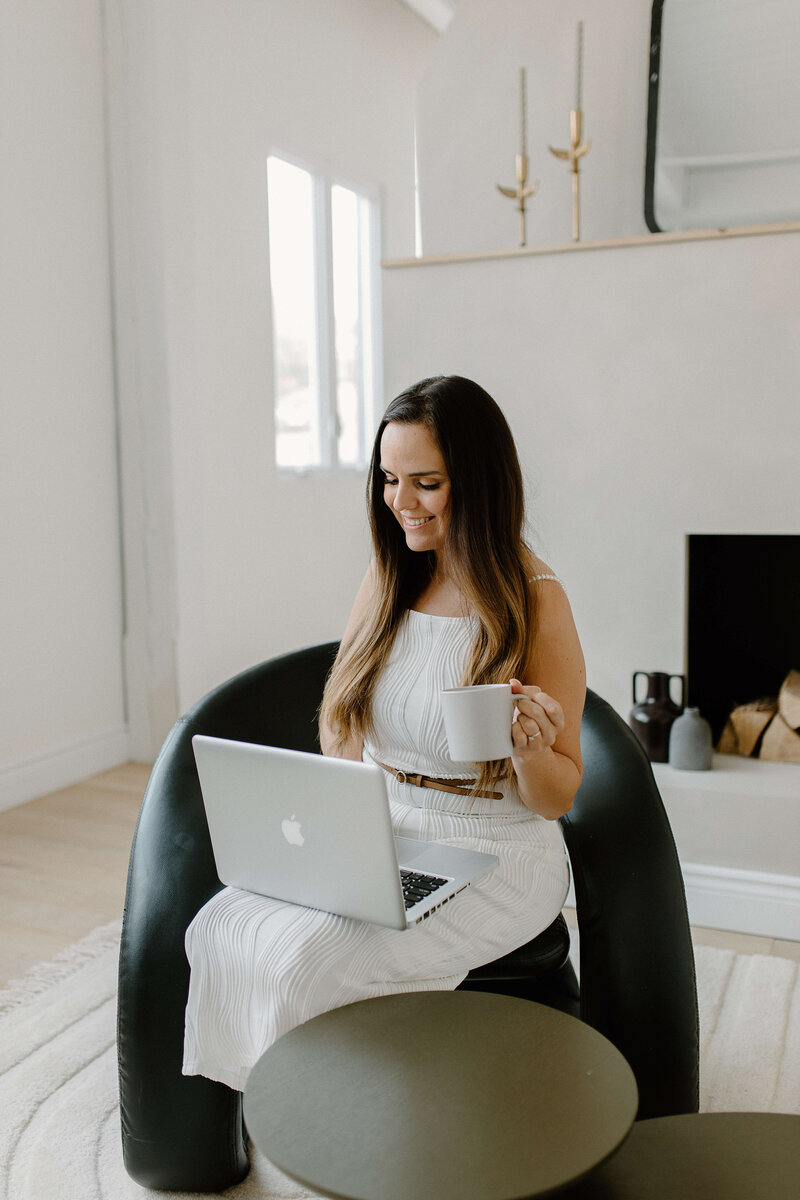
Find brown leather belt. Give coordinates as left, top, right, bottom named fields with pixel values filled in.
left=373, top=759, right=503, bottom=801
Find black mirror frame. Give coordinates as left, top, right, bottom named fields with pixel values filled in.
left=644, top=0, right=665, bottom=233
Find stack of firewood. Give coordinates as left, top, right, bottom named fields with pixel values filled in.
left=717, top=669, right=800, bottom=762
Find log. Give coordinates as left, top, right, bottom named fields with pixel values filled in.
left=778, top=668, right=800, bottom=730
left=717, top=699, right=776, bottom=757
left=760, top=712, right=800, bottom=763
left=715, top=670, right=800, bottom=762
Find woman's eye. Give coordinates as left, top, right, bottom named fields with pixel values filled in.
left=382, top=476, right=440, bottom=490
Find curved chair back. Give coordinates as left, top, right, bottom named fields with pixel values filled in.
left=563, top=690, right=699, bottom=1118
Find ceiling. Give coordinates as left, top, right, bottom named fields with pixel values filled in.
left=398, top=0, right=458, bottom=35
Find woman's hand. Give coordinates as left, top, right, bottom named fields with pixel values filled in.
left=510, top=678, right=565, bottom=756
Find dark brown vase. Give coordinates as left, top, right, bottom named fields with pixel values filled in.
left=629, top=672, right=685, bottom=762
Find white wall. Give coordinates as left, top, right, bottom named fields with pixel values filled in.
left=0, top=0, right=436, bottom=798
left=383, top=233, right=800, bottom=721
left=108, top=0, right=438, bottom=757
left=389, top=0, right=800, bottom=721
left=0, top=0, right=127, bottom=809
left=416, top=0, right=652, bottom=253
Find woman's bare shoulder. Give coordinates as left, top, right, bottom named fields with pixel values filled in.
left=526, top=554, right=564, bottom=589
left=524, top=559, right=586, bottom=725
left=526, top=557, right=576, bottom=647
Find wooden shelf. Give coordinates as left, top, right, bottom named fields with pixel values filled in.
left=382, top=220, right=800, bottom=269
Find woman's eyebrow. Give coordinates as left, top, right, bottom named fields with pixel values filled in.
left=379, top=465, right=445, bottom=477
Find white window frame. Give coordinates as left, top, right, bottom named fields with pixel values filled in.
left=267, top=150, right=383, bottom=474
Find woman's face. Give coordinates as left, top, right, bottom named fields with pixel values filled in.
left=379, top=422, right=451, bottom=555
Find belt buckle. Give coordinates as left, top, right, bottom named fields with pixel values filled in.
left=396, top=769, right=425, bottom=788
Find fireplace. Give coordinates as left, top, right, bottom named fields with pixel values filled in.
left=685, top=534, right=800, bottom=745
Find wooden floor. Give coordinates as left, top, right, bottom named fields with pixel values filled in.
left=0, top=763, right=798, bottom=989
left=0, top=763, right=149, bottom=987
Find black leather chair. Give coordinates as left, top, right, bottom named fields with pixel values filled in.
left=118, top=642, right=698, bottom=1192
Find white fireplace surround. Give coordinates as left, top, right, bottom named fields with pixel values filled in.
left=559, top=757, right=800, bottom=940
left=651, top=757, right=800, bottom=940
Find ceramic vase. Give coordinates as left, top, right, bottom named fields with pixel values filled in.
left=669, top=707, right=713, bottom=771
left=629, top=671, right=685, bottom=763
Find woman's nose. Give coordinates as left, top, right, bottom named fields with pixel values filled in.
left=393, top=479, right=415, bottom=510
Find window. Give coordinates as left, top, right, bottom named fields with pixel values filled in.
left=267, top=154, right=381, bottom=470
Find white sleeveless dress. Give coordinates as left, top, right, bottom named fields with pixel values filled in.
left=182, top=609, right=570, bottom=1090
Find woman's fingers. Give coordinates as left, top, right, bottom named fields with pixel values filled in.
left=509, top=680, right=564, bottom=751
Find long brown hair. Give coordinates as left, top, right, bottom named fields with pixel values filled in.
left=320, top=376, right=538, bottom=791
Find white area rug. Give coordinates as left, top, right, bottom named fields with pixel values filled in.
left=1, top=923, right=798, bottom=1200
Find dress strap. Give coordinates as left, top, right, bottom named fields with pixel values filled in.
left=529, top=573, right=563, bottom=586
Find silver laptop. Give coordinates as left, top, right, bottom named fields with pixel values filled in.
left=192, top=735, right=498, bottom=930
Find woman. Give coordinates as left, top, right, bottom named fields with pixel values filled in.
left=183, top=376, right=585, bottom=1091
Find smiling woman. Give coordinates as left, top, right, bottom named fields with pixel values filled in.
left=321, top=374, right=585, bottom=809
left=182, top=375, right=585, bottom=1095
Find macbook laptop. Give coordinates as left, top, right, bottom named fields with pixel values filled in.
left=192, top=735, right=498, bottom=930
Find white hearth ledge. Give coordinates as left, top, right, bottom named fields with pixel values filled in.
left=565, top=755, right=799, bottom=939
left=652, top=755, right=799, bottom=940
left=653, top=755, right=799, bottom=801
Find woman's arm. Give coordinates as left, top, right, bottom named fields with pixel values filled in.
left=509, top=574, right=586, bottom=820
left=319, top=564, right=376, bottom=761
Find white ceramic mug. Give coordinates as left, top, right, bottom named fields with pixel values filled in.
left=440, top=683, right=515, bottom=762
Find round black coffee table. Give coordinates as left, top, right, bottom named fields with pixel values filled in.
left=560, top=1112, right=800, bottom=1199
left=244, top=990, right=638, bottom=1200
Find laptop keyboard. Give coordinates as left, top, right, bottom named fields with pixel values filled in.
left=400, top=869, right=449, bottom=910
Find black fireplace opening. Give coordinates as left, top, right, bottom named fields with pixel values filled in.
left=686, top=534, right=800, bottom=744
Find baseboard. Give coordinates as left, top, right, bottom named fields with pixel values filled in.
left=680, top=862, right=800, bottom=941
left=564, top=861, right=800, bottom=940
left=0, top=725, right=130, bottom=813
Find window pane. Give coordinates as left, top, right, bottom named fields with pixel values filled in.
left=267, top=157, right=320, bottom=468
left=356, top=192, right=377, bottom=463
left=331, top=185, right=362, bottom=467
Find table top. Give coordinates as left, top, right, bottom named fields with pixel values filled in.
left=562, top=1112, right=800, bottom=1199
left=244, top=989, right=638, bottom=1200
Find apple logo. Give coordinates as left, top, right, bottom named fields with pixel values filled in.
left=281, top=814, right=305, bottom=846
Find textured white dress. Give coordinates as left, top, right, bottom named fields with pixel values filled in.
left=183, top=609, right=570, bottom=1090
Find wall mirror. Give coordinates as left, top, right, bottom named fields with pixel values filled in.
left=645, top=0, right=800, bottom=232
